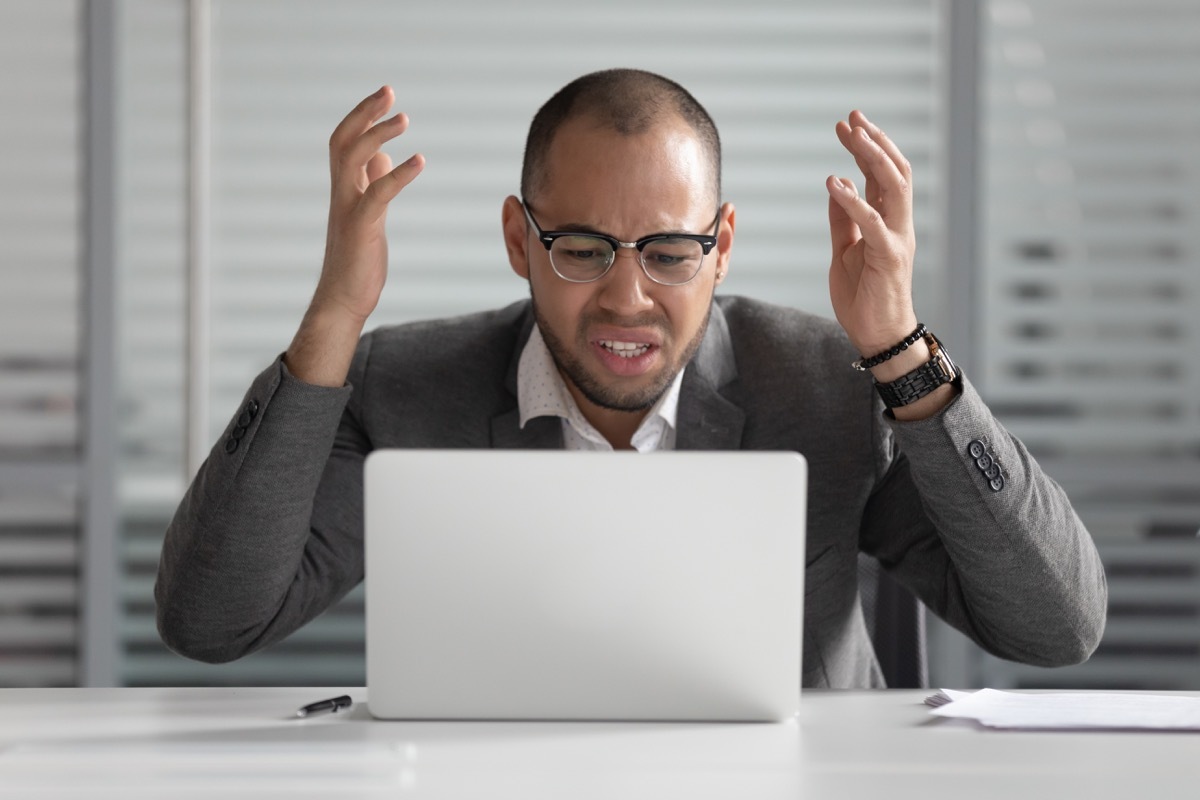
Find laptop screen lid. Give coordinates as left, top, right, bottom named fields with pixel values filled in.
left=364, top=449, right=806, bottom=722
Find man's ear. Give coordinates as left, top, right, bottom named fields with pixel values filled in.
left=502, top=195, right=530, bottom=279
left=714, top=202, right=736, bottom=285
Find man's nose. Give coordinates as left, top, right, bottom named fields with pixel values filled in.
left=597, top=249, right=654, bottom=315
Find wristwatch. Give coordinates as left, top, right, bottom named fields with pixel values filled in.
left=873, top=331, right=960, bottom=409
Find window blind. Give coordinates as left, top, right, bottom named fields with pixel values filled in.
left=0, top=0, right=82, bottom=687
left=117, top=0, right=946, bottom=685
left=113, top=0, right=191, bottom=685
left=977, top=0, right=1200, bottom=689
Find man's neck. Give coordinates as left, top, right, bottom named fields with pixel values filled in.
left=565, top=383, right=647, bottom=450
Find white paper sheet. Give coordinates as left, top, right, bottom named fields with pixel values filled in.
left=926, top=688, right=1200, bottom=730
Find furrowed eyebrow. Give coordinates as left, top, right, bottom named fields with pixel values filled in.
left=553, top=223, right=613, bottom=236
left=553, top=222, right=705, bottom=239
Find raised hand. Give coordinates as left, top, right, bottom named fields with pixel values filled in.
left=825, top=110, right=918, bottom=359
left=286, top=86, right=424, bottom=386
left=317, top=85, right=424, bottom=324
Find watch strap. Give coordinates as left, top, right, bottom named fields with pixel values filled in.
left=873, top=333, right=960, bottom=409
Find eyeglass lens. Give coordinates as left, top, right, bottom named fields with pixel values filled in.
left=549, top=235, right=705, bottom=285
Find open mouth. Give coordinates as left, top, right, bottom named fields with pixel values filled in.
left=598, top=339, right=652, bottom=359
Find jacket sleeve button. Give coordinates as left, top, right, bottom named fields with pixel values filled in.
left=968, top=440, right=986, bottom=459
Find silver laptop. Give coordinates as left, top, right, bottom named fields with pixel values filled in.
left=364, top=449, right=806, bottom=722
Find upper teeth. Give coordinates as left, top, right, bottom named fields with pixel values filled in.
left=600, top=340, right=650, bottom=358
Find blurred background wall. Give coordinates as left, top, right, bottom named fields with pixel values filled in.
left=0, top=0, right=1197, bottom=688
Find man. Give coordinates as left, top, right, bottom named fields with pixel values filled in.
left=155, top=69, right=1106, bottom=687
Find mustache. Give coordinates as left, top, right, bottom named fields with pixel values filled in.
left=579, top=311, right=669, bottom=332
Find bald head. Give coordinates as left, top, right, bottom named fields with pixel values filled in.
left=521, top=69, right=722, bottom=207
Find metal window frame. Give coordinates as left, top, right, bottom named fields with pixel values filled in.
left=82, top=0, right=119, bottom=687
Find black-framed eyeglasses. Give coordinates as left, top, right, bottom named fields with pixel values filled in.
left=521, top=199, right=719, bottom=286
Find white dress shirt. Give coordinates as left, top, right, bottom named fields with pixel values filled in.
left=517, top=324, right=682, bottom=452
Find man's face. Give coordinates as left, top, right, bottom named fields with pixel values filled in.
left=509, top=114, right=731, bottom=417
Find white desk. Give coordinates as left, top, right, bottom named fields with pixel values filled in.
left=0, top=687, right=1196, bottom=798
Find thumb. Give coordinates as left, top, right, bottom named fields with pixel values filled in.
left=826, top=175, right=860, bottom=258
left=366, top=151, right=393, bottom=184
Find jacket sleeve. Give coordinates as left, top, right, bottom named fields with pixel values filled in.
left=859, top=377, right=1108, bottom=667
left=154, top=337, right=374, bottom=663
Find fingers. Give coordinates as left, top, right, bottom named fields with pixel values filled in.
left=357, top=153, right=426, bottom=223
left=329, top=85, right=394, bottom=160
left=834, top=111, right=912, bottom=230
left=827, top=174, right=888, bottom=245
left=849, top=110, right=912, bottom=183
left=826, top=175, right=861, bottom=256
left=328, top=86, right=418, bottom=210
left=835, top=120, right=879, bottom=203
left=340, top=112, right=411, bottom=187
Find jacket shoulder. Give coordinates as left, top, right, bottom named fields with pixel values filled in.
left=713, top=295, right=877, bottom=440
left=360, top=300, right=529, bottom=381
left=365, top=300, right=530, bottom=365
left=715, top=295, right=857, bottom=368
left=347, top=300, right=531, bottom=431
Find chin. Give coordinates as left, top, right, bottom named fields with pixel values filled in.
left=574, top=366, right=670, bottom=413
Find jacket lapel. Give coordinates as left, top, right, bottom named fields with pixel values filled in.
left=676, top=302, right=745, bottom=450
left=490, top=410, right=564, bottom=449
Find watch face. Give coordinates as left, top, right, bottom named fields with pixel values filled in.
left=933, top=350, right=957, bottom=382
left=925, top=333, right=959, bottom=382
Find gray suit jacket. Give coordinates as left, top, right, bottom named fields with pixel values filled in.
left=156, top=296, right=1107, bottom=687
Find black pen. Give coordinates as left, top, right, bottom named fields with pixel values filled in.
left=295, top=694, right=353, bottom=718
